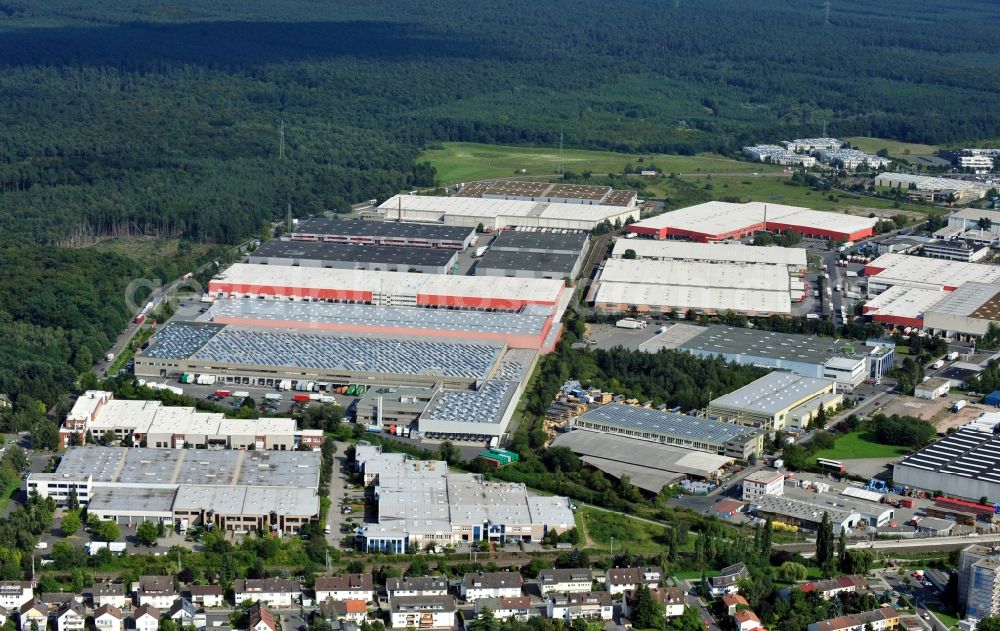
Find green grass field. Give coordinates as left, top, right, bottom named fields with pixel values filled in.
left=811, top=431, right=912, bottom=462
left=577, top=508, right=668, bottom=554
left=844, top=137, right=940, bottom=157
left=422, top=142, right=935, bottom=217
left=420, top=142, right=782, bottom=184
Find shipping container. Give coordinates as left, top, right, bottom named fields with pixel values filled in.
left=293, top=394, right=311, bottom=403
left=265, top=393, right=282, bottom=401
left=214, top=390, right=230, bottom=397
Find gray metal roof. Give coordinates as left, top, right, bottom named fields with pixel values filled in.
left=577, top=403, right=756, bottom=445
left=896, top=428, right=1000, bottom=486
left=86, top=487, right=176, bottom=514
left=679, top=325, right=855, bottom=365
left=551, top=430, right=734, bottom=477
left=294, top=219, right=473, bottom=241
left=476, top=249, right=579, bottom=275
left=249, top=240, right=457, bottom=267
left=709, top=372, right=835, bottom=416
left=925, top=282, right=1000, bottom=317
left=490, top=230, right=588, bottom=254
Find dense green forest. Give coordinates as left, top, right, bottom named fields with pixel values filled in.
left=0, top=0, right=998, bottom=245
left=0, top=0, right=997, bottom=407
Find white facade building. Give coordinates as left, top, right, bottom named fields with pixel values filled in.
left=742, top=470, right=785, bottom=502
left=823, top=356, right=867, bottom=391
left=461, top=573, right=523, bottom=602
left=233, top=579, right=301, bottom=608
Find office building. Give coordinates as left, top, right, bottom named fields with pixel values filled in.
left=922, top=240, right=990, bottom=263
left=27, top=447, right=321, bottom=533
left=59, top=390, right=320, bottom=450
left=742, top=145, right=816, bottom=167
left=742, top=470, right=785, bottom=501
left=626, top=201, right=876, bottom=243
left=707, top=372, right=840, bottom=433
left=782, top=138, right=844, bottom=153
left=359, top=452, right=574, bottom=553
left=815, top=148, right=891, bottom=170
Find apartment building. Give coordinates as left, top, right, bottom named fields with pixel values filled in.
left=606, top=567, right=662, bottom=595
left=461, top=573, right=523, bottom=602
left=233, top=579, right=302, bottom=608
left=314, top=575, right=375, bottom=603
left=537, top=569, right=594, bottom=594
left=742, top=470, right=785, bottom=502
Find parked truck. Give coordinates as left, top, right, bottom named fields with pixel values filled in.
left=106, top=352, right=115, bottom=362
left=265, top=393, right=282, bottom=401
left=931, top=359, right=944, bottom=369
left=947, top=351, right=960, bottom=361
left=195, top=374, right=216, bottom=385
left=953, top=400, right=967, bottom=413
left=474, top=246, right=488, bottom=257
left=615, top=318, right=647, bottom=329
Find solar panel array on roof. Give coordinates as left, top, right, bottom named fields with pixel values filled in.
left=144, top=323, right=225, bottom=359
left=897, top=428, right=1000, bottom=486
left=424, top=382, right=511, bottom=424
left=190, top=327, right=503, bottom=379
left=202, top=299, right=549, bottom=337
left=577, top=403, right=754, bottom=445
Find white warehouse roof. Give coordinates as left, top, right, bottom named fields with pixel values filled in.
left=709, top=372, right=835, bottom=416
left=866, top=253, right=1000, bottom=291
left=599, top=259, right=791, bottom=292
left=630, top=201, right=876, bottom=236
left=593, top=283, right=792, bottom=316
left=863, top=285, right=948, bottom=322
left=210, top=263, right=566, bottom=305
left=378, top=194, right=638, bottom=230
left=612, top=239, right=807, bottom=267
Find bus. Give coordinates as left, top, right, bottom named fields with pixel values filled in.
left=816, top=458, right=845, bottom=473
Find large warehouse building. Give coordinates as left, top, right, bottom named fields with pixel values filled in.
left=207, top=263, right=569, bottom=312
left=874, top=173, right=992, bottom=202
left=923, top=282, right=1000, bottom=340
left=475, top=230, right=590, bottom=280
left=574, top=403, right=765, bottom=459
left=291, top=219, right=475, bottom=250
left=590, top=258, right=799, bottom=317
left=626, top=201, right=877, bottom=243
left=894, top=425, right=1000, bottom=504
left=707, top=372, right=841, bottom=433
left=377, top=194, right=639, bottom=232
left=458, top=179, right=637, bottom=208
left=550, top=431, right=736, bottom=493
left=59, top=390, right=322, bottom=450
left=676, top=325, right=893, bottom=384
left=26, top=447, right=321, bottom=533
left=861, top=285, right=949, bottom=329
left=864, top=253, right=1000, bottom=294
left=357, top=447, right=575, bottom=553
left=247, top=240, right=459, bottom=275
left=611, top=239, right=807, bottom=276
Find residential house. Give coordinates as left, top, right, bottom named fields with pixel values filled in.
left=136, top=576, right=176, bottom=610
left=94, top=605, right=124, bottom=631
left=547, top=591, right=614, bottom=621
left=91, top=584, right=126, bottom=609
left=605, top=567, right=661, bottom=595
left=132, top=605, right=160, bottom=631
left=40, top=595, right=78, bottom=609
left=385, top=577, right=448, bottom=599
left=474, top=596, right=533, bottom=621
left=708, top=563, right=749, bottom=597
left=318, top=600, right=367, bottom=624
left=234, top=579, right=302, bottom=608
left=56, top=601, right=86, bottom=631
left=187, top=585, right=224, bottom=609
left=734, top=609, right=762, bottom=631
left=314, top=575, right=374, bottom=604
left=623, top=587, right=685, bottom=619
left=248, top=603, right=277, bottom=631
left=710, top=499, right=747, bottom=519
left=798, top=576, right=868, bottom=599
left=389, top=596, right=456, bottom=629
left=538, top=569, right=594, bottom=594
left=168, top=599, right=200, bottom=628
left=460, top=573, right=523, bottom=602
left=721, top=594, right=749, bottom=616
left=0, top=583, right=35, bottom=611
left=19, top=599, right=48, bottom=631
left=808, top=607, right=899, bottom=631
